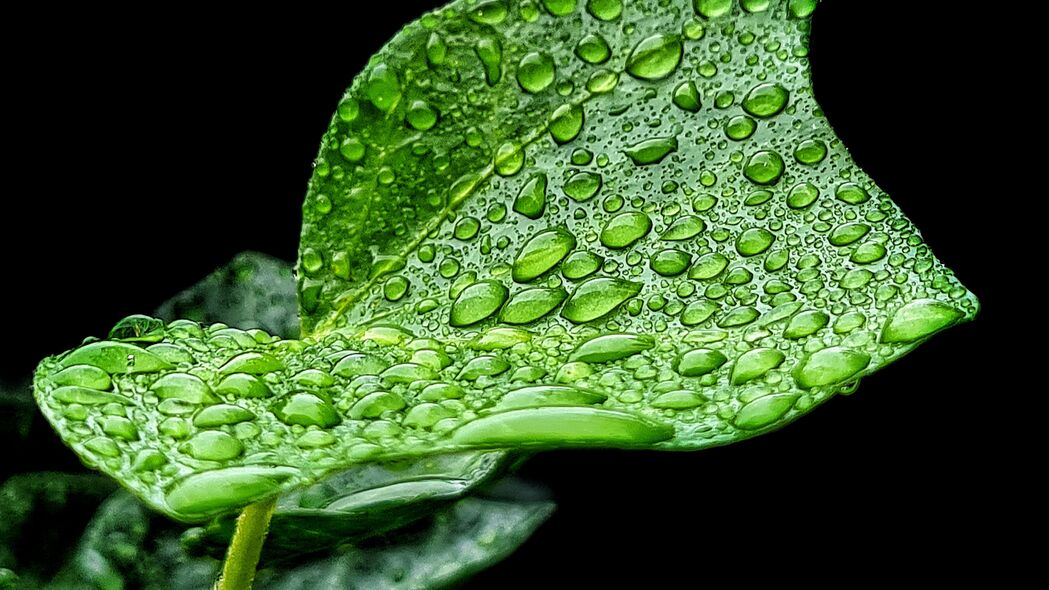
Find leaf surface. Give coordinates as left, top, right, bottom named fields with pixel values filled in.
left=35, top=0, right=978, bottom=521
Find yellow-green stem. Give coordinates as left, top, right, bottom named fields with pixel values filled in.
left=214, top=497, right=278, bottom=590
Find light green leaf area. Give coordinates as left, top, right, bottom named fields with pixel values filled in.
left=46, top=490, right=551, bottom=590
left=35, top=0, right=978, bottom=522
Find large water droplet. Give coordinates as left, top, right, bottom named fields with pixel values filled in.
left=457, top=356, right=511, bottom=380
left=500, top=287, right=568, bottom=324
left=650, top=249, right=693, bottom=277
left=218, top=352, right=283, bottom=375
left=783, top=310, right=829, bottom=339
left=575, top=34, right=611, bottom=64
left=736, top=228, right=775, bottom=256
left=734, top=393, right=798, bottom=430
left=476, top=38, right=503, bottom=86
left=182, top=431, right=243, bottom=461
left=193, top=404, right=256, bottom=428
left=586, top=0, right=622, bottom=20
left=549, top=104, right=584, bottom=144
left=273, top=393, right=342, bottom=428
left=542, top=0, right=577, bottom=16
left=680, top=300, right=719, bottom=326
left=743, top=150, right=785, bottom=185
left=694, top=0, right=732, bottom=18
left=793, top=347, right=871, bottom=388
left=672, top=81, right=701, bottom=112
left=53, top=365, right=112, bottom=390
left=468, top=0, right=509, bottom=24
left=366, top=64, right=401, bottom=113
left=349, top=391, right=407, bottom=419
left=731, top=348, right=785, bottom=384
left=332, top=353, right=387, bottom=378
left=880, top=299, right=965, bottom=343
left=600, top=212, right=652, bottom=249
left=60, top=341, right=171, bottom=374
left=452, top=407, right=673, bottom=446
left=626, top=34, right=683, bottom=81
left=563, top=171, right=602, bottom=201
left=517, top=52, right=555, bottom=93
left=742, top=83, right=789, bottom=118
left=561, top=277, right=642, bottom=323
left=689, top=252, right=729, bottom=279
left=109, top=315, right=165, bottom=343
left=514, top=173, right=547, bottom=219
left=450, top=281, right=509, bottom=327
left=661, top=216, right=705, bottom=241
left=569, top=334, right=654, bottom=363
left=836, top=182, right=871, bottom=205
left=794, top=138, right=827, bottom=164
left=513, top=228, right=577, bottom=282
left=495, top=142, right=524, bottom=176
left=675, top=348, right=728, bottom=377
left=624, top=136, right=678, bottom=166
left=164, top=466, right=298, bottom=521
left=498, top=385, right=607, bottom=409
left=406, top=100, right=438, bottom=131
left=151, top=373, right=218, bottom=404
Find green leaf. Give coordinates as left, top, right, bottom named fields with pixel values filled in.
left=184, top=450, right=508, bottom=561
left=35, top=0, right=978, bottom=521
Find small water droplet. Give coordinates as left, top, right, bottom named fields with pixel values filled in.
left=794, top=138, right=827, bottom=164
left=513, top=173, right=547, bottom=219
left=650, top=249, right=693, bottom=276
left=542, top=0, right=577, bottom=16
left=694, top=0, right=732, bottom=18
left=406, top=100, right=438, bottom=130
left=468, top=0, right=509, bottom=24
left=725, top=115, right=757, bottom=141
left=274, top=393, right=342, bottom=427
left=675, top=348, right=728, bottom=377
left=736, top=228, right=775, bottom=256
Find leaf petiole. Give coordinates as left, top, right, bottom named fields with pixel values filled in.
left=215, top=496, right=279, bottom=590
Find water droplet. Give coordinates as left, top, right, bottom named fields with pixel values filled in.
left=575, top=34, right=611, bottom=64
left=549, top=103, right=584, bottom=144
left=339, top=137, right=365, bottom=163
left=457, top=356, right=511, bottom=380
left=731, top=348, right=785, bottom=384
left=743, top=150, right=785, bottom=185
left=742, top=83, right=789, bottom=118
left=476, top=38, right=503, bottom=86
left=99, top=416, right=138, bottom=441
left=736, top=228, right=775, bottom=256
left=661, top=216, right=705, bottom=241
left=274, top=393, right=342, bottom=427
left=181, top=431, right=243, bottom=461
left=828, top=223, right=870, bottom=246
left=834, top=312, right=867, bottom=334
left=794, top=138, right=827, bottom=164
left=586, top=0, right=622, bottom=20
left=109, top=315, right=164, bottom=343
left=789, top=0, right=818, bottom=18
left=880, top=299, right=965, bottom=343
left=672, top=81, right=701, bottom=112
left=624, top=136, right=678, bottom=166
left=675, top=348, right=728, bottom=377
left=725, top=115, right=757, bottom=141
left=151, top=373, right=218, bottom=404
left=542, top=0, right=576, bottom=15
left=291, top=369, right=334, bottom=388
left=734, top=393, right=797, bottom=430
left=61, top=341, right=171, bottom=374
left=218, top=352, right=283, bottom=375
left=836, top=182, right=871, bottom=205
left=402, top=403, right=454, bottom=429
left=512, top=228, right=577, bottom=282
left=626, top=34, right=683, bottom=81
left=517, top=52, right=555, bottom=93
left=513, top=173, right=547, bottom=219
left=851, top=241, right=887, bottom=264
left=689, top=252, right=729, bottom=279
left=366, top=64, right=401, bottom=113
left=792, top=348, right=870, bottom=391
left=336, top=97, right=359, bottom=122
left=53, top=365, right=111, bottom=390
left=650, top=249, right=693, bottom=276
left=694, top=0, right=732, bottom=18
left=406, top=100, right=438, bottom=130
left=132, top=450, right=167, bottom=472
left=786, top=182, right=819, bottom=209
left=586, top=69, right=619, bottom=93
left=562, top=251, right=602, bottom=280
left=296, top=431, right=337, bottom=448
left=164, top=466, right=298, bottom=521
left=563, top=171, right=602, bottom=201
left=494, top=142, right=524, bottom=176
left=380, top=362, right=438, bottom=383
left=718, top=306, right=760, bottom=327
left=783, top=310, right=829, bottom=339
left=84, top=437, right=120, bottom=458
left=742, top=0, right=771, bottom=12
left=600, top=212, right=652, bottom=249
left=569, top=333, right=654, bottom=363
left=426, top=33, right=447, bottom=65
left=561, top=277, right=642, bottom=323
left=452, top=407, right=673, bottom=446
left=450, top=281, right=509, bottom=327
left=349, top=391, right=407, bottom=419
left=419, top=383, right=465, bottom=401
left=215, top=373, right=272, bottom=398
left=680, top=300, right=719, bottom=326
left=468, top=0, right=509, bottom=24
left=193, top=404, right=256, bottom=428
left=500, top=287, right=568, bottom=324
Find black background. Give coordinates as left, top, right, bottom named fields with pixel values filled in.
left=3, top=1, right=1017, bottom=586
